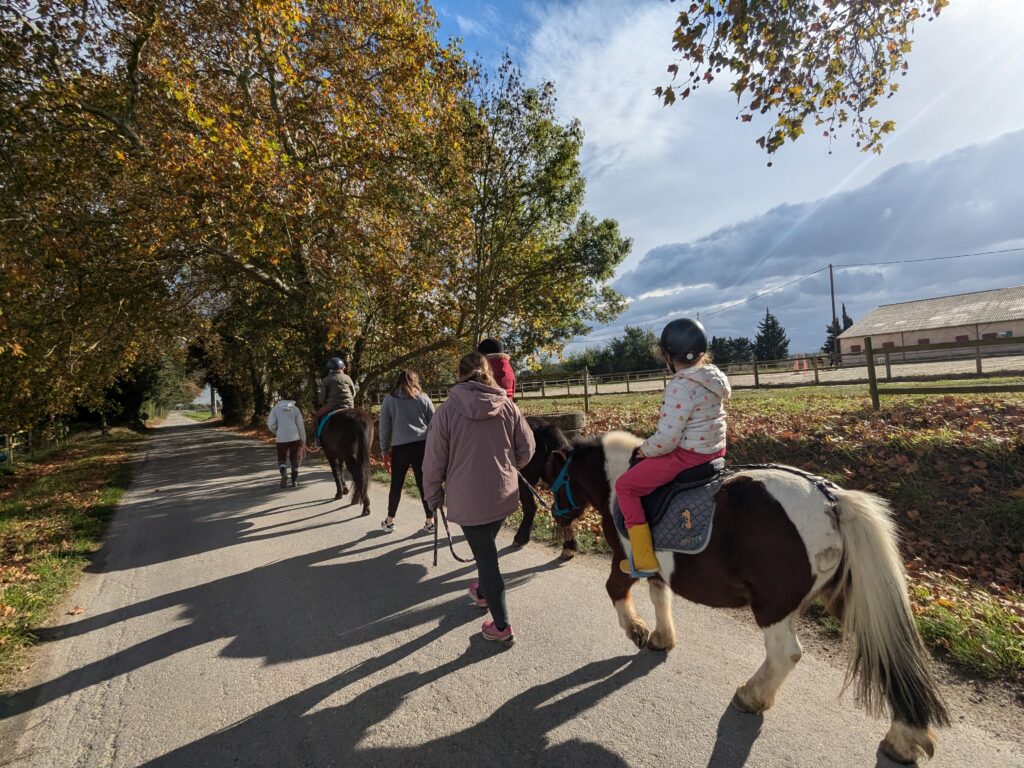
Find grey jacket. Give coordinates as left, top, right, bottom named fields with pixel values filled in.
left=379, top=391, right=435, bottom=452
left=422, top=381, right=535, bottom=526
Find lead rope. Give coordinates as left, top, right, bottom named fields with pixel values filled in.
left=516, top=470, right=550, bottom=506
left=433, top=506, right=475, bottom=566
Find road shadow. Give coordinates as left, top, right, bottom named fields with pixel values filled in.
left=140, top=653, right=663, bottom=767
left=706, top=703, right=764, bottom=768
left=2, top=535, right=563, bottom=720
left=87, top=421, right=360, bottom=574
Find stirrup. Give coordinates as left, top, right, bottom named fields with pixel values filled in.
left=626, top=552, right=659, bottom=579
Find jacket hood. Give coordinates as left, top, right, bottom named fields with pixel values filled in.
left=679, top=364, right=731, bottom=398
left=275, top=400, right=296, bottom=410
left=448, top=381, right=507, bottom=420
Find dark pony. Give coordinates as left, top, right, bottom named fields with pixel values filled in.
left=319, top=408, right=374, bottom=515
left=512, top=416, right=578, bottom=560
left=545, top=430, right=949, bottom=765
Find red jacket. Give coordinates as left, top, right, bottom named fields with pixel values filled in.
left=486, top=354, right=516, bottom=399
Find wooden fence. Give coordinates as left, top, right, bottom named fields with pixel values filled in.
left=864, top=335, right=1024, bottom=409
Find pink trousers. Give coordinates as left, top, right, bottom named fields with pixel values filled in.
left=615, top=447, right=726, bottom=528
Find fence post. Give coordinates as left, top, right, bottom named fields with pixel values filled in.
left=865, top=336, right=880, bottom=410
left=583, top=367, right=590, bottom=414
left=567, top=378, right=571, bottom=396
left=540, top=377, right=546, bottom=398
left=662, top=368, right=667, bottom=386
left=752, top=356, right=760, bottom=389
left=811, top=354, right=820, bottom=385
left=593, top=375, right=599, bottom=395
left=884, top=351, right=892, bottom=381
left=625, top=372, right=631, bottom=393
left=976, top=342, right=983, bottom=375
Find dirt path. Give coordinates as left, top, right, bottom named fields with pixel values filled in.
left=1, top=414, right=1021, bottom=767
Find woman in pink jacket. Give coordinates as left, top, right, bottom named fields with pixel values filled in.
left=423, top=352, right=535, bottom=646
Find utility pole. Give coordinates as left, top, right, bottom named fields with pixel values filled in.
left=829, top=263, right=837, bottom=326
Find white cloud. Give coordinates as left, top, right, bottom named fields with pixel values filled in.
left=455, top=14, right=487, bottom=36
left=518, top=0, right=1024, bottom=353
left=579, top=131, right=1024, bottom=353
left=523, top=0, right=1024, bottom=272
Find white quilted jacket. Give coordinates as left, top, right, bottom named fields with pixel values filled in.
left=640, top=364, right=731, bottom=457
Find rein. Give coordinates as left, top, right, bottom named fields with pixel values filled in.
left=432, top=507, right=475, bottom=566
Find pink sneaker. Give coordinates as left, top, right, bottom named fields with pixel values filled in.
left=467, top=581, right=487, bottom=608
left=481, top=619, right=514, bottom=645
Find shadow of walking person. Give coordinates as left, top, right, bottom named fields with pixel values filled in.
left=142, top=652, right=665, bottom=767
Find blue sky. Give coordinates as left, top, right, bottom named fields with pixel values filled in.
left=436, top=1, right=1024, bottom=353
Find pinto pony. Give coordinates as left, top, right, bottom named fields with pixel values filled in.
left=545, top=431, right=948, bottom=765
left=512, top=417, right=579, bottom=560
left=318, top=408, right=373, bottom=515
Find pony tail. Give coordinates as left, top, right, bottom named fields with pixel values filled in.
left=350, top=416, right=372, bottom=504
left=833, top=488, right=948, bottom=759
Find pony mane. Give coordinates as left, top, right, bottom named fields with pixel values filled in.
left=599, top=431, right=642, bottom=510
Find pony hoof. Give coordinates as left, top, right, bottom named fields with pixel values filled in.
left=512, top=534, right=529, bottom=547
left=559, top=547, right=576, bottom=561
left=361, top=508, right=371, bottom=517
left=731, top=686, right=768, bottom=715
left=880, top=723, right=936, bottom=765
left=629, top=625, right=650, bottom=649
left=647, top=631, right=675, bottom=652
left=335, top=493, right=344, bottom=500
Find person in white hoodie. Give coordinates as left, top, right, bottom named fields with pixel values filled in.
left=615, top=318, right=732, bottom=577
left=267, top=393, right=306, bottom=488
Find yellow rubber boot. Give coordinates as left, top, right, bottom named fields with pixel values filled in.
left=619, top=523, right=660, bottom=576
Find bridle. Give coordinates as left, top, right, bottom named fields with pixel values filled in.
left=515, top=455, right=582, bottom=521
left=548, top=454, right=581, bottom=520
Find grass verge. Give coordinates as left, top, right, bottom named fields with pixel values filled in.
left=0, top=428, right=143, bottom=689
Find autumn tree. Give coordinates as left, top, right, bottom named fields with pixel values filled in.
left=659, top=1, right=949, bottom=158
left=455, top=56, right=630, bottom=363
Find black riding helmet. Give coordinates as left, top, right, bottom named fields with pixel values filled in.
left=659, top=318, right=708, bottom=363
left=326, top=357, right=345, bottom=372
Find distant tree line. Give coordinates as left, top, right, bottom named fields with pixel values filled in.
left=543, top=307, right=810, bottom=375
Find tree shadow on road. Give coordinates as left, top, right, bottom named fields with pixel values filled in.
left=87, top=421, right=368, bottom=574
left=2, top=536, right=564, bottom=721
left=140, top=651, right=661, bottom=767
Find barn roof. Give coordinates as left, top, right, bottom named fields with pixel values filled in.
left=839, top=284, right=1024, bottom=338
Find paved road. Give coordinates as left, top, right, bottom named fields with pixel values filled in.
left=2, top=415, right=1021, bottom=767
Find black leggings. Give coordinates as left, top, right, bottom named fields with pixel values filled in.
left=462, top=518, right=508, bottom=630
left=388, top=441, right=432, bottom=519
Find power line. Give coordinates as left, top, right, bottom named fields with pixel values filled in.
left=694, top=245, right=1024, bottom=320
left=699, top=266, right=829, bottom=319
left=834, top=245, right=1024, bottom=269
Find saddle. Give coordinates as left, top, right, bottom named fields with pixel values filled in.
left=315, top=409, right=346, bottom=441
left=613, top=457, right=729, bottom=555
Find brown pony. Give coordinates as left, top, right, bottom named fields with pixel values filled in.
left=319, top=408, right=373, bottom=515
left=512, top=416, right=579, bottom=560
left=545, top=430, right=949, bottom=765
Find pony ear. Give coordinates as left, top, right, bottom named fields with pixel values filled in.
left=544, top=449, right=568, bottom=484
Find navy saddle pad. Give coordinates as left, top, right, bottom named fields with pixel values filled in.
left=613, top=458, right=728, bottom=555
